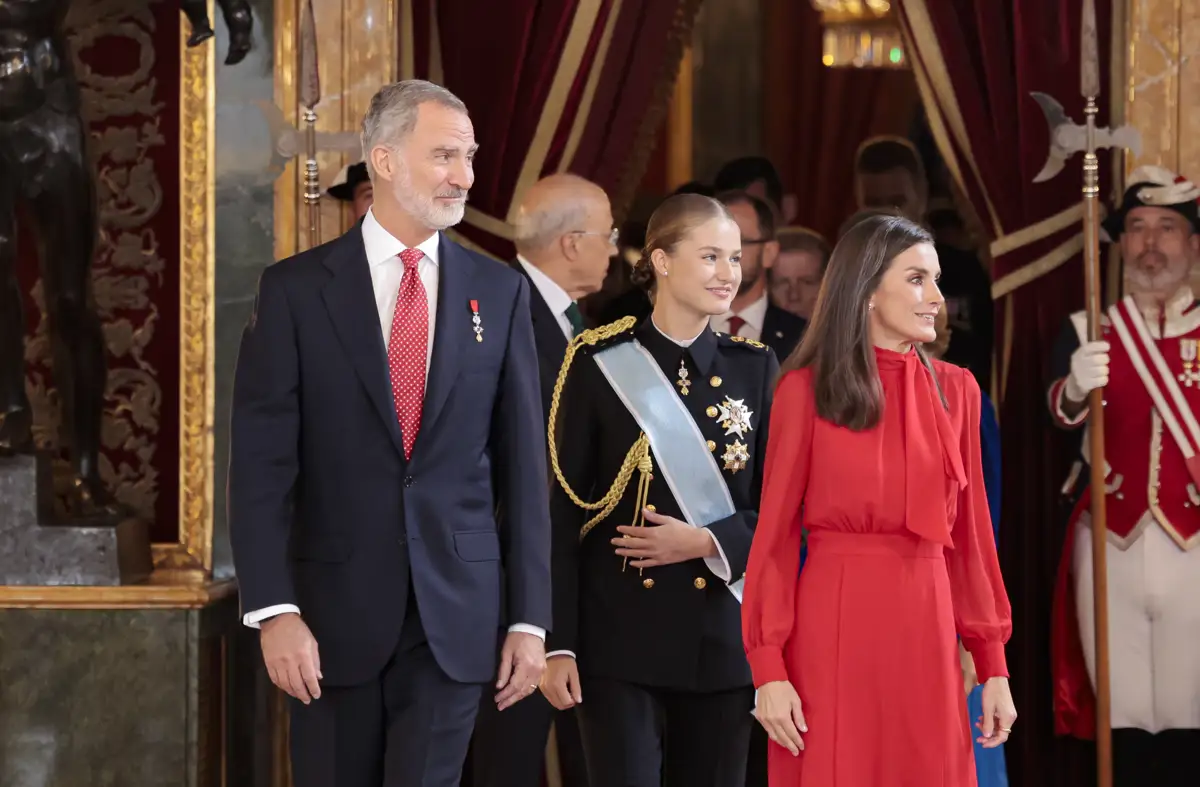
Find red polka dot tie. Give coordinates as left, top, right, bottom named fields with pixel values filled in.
left=387, top=248, right=429, bottom=459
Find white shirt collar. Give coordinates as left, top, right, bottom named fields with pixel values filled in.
left=723, top=292, right=769, bottom=331
left=361, top=208, right=441, bottom=267
left=517, top=255, right=574, bottom=318
left=651, top=317, right=704, bottom=348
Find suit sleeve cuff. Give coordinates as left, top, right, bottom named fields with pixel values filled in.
left=703, top=529, right=733, bottom=582
left=746, top=646, right=789, bottom=688
left=508, top=623, right=546, bottom=640
left=966, top=640, right=1009, bottom=682
left=242, top=604, right=300, bottom=629
left=1049, top=378, right=1088, bottom=428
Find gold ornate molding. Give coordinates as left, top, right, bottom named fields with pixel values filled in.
left=0, top=579, right=237, bottom=610
left=153, top=6, right=217, bottom=577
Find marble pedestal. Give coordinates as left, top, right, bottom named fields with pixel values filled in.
left=0, top=455, right=152, bottom=585
left=0, top=582, right=275, bottom=787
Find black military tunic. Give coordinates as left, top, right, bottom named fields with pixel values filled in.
left=547, top=316, right=777, bottom=787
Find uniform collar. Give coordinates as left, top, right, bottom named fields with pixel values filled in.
left=636, top=317, right=718, bottom=376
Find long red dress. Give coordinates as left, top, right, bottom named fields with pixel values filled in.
left=742, top=347, right=1012, bottom=786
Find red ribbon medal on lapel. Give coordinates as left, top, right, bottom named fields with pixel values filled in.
left=470, top=299, right=483, bottom=342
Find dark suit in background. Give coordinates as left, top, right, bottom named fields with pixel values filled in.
left=759, top=302, right=806, bottom=362
left=467, top=259, right=590, bottom=787
left=229, top=221, right=552, bottom=787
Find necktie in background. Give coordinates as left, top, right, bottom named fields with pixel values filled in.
left=728, top=315, right=746, bottom=337
left=565, top=301, right=586, bottom=337
left=387, top=248, right=428, bottom=459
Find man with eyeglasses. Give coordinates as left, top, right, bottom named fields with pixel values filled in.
left=712, top=190, right=808, bottom=362
left=468, top=173, right=615, bottom=787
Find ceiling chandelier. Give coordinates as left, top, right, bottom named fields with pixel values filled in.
left=810, top=0, right=907, bottom=69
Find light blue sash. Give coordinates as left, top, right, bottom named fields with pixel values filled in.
left=592, top=340, right=744, bottom=602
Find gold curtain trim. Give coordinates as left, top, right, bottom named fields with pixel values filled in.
left=400, top=0, right=415, bottom=80
left=464, top=205, right=514, bottom=240
left=990, top=203, right=1084, bottom=258
left=559, top=0, right=625, bottom=172
left=428, top=0, right=444, bottom=85
left=899, top=0, right=1003, bottom=237
left=903, top=25, right=970, bottom=223
left=611, top=0, right=705, bottom=223
left=992, top=232, right=1085, bottom=299
left=506, top=0, right=606, bottom=222
left=1000, top=295, right=1014, bottom=406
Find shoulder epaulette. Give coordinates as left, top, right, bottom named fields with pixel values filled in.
left=575, top=315, right=637, bottom=353
left=716, top=332, right=770, bottom=352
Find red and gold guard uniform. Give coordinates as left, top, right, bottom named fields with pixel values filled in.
left=1048, top=287, right=1200, bottom=738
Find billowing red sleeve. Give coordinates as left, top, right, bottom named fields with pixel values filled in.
left=946, top=370, right=1013, bottom=681
left=742, top=369, right=813, bottom=688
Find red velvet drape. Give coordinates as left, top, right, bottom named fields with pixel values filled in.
left=896, top=1, right=1113, bottom=784
left=764, top=3, right=919, bottom=241
left=406, top=0, right=701, bottom=259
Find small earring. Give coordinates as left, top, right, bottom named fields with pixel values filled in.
left=868, top=303, right=875, bottom=311
left=659, top=269, right=669, bottom=277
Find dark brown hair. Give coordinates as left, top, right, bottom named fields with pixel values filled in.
left=716, top=189, right=776, bottom=240
left=776, top=227, right=832, bottom=273
left=854, top=137, right=927, bottom=186
left=631, top=193, right=733, bottom=291
left=780, top=213, right=944, bottom=430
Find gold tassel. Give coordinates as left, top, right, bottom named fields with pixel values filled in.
left=622, top=452, right=655, bottom=574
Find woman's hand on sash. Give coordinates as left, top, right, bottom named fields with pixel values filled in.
left=540, top=655, right=583, bottom=710
left=612, top=509, right=717, bottom=568
left=754, top=680, right=807, bottom=756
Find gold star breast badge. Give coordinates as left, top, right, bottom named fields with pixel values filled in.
left=721, top=440, right=750, bottom=473
left=714, top=397, right=754, bottom=439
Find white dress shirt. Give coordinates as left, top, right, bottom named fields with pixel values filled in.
left=244, top=209, right=546, bottom=642
left=546, top=320, right=734, bottom=661
left=710, top=292, right=769, bottom=341
left=517, top=255, right=574, bottom=340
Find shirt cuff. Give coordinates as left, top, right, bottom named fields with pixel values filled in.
left=746, top=645, right=789, bottom=688
left=966, top=640, right=1009, bottom=682
left=1050, top=378, right=1088, bottom=428
left=508, top=623, right=546, bottom=640
left=243, top=604, right=300, bottom=629
left=702, top=528, right=733, bottom=583
left=546, top=650, right=576, bottom=659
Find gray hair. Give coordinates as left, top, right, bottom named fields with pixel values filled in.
left=514, top=201, right=591, bottom=254
left=360, top=80, right=468, bottom=178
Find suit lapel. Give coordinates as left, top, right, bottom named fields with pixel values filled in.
left=320, top=230, right=407, bottom=460
left=512, top=260, right=568, bottom=368
left=419, top=234, right=472, bottom=444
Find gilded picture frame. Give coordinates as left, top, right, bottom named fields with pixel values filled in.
left=152, top=18, right=216, bottom=580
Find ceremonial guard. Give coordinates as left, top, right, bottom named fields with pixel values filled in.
left=1048, top=165, right=1200, bottom=787
left=539, top=194, right=774, bottom=787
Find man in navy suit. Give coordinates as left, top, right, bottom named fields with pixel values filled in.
left=470, top=173, right=613, bottom=787
left=228, top=80, right=552, bottom=787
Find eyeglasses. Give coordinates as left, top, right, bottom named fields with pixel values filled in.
left=569, top=228, right=620, bottom=246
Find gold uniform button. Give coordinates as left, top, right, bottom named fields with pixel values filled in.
left=707, top=440, right=716, bottom=451
left=645, top=504, right=656, bottom=512
left=706, top=406, right=718, bottom=418
left=710, top=376, right=722, bottom=387
left=694, top=577, right=707, bottom=590
left=643, top=578, right=655, bottom=589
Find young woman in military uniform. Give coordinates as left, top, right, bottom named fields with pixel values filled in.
left=538, top=193, right=777, bottom=787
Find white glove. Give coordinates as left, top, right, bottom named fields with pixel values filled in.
left=1064, top=341, right=1110, bottom=403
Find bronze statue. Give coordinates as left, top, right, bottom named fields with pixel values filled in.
left=181, top=0, right=255, bottom=66
left=0, top=0, right=113, bottom=515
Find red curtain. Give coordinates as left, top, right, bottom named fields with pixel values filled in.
left=764, top=3, right=919, bottom=241
left=405, top=0, right=702, bottom=259
left=16, top=3, right=182, bottom=541
left=896, top=1, right=1113, bottom=784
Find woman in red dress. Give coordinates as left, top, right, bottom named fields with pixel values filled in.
left=742, top=214, right=1017, bottom=786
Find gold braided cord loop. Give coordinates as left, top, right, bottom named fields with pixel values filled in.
left=546, top=316, right=653, bottom=541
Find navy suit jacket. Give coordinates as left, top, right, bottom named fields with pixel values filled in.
left=228, top=226, right=552, bottom=687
